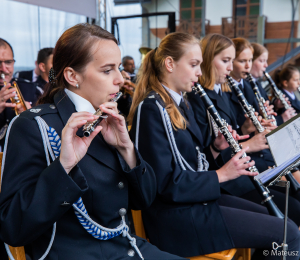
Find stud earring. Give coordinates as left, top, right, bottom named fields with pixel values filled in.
left=76, top=83, right=79, bottom=88
left=170, top=69, right=173, bottom=72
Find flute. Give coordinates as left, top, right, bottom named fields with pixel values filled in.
left=83, top=92, right=123, bottom=137
left=192, top=82, right=284, bottom=218
left=226, top=75, right=265, bottom=133
left=246, top=73, right=276, bottom=126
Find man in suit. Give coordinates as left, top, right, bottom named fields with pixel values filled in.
left=34, top=47, right=54, bottom=91
left=0, top=38, right=41, bottom=149
left=14, top=61, right=40, bottom=82
left=122, top=56, right=136, bottom=83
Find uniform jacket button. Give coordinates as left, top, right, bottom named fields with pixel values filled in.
left=49, top=104, right=56, bottom=109
left=142, top=168, right=147, bottom=174
left=118, top=182, right=124, bottom=189
left=128, top=249, right=135, bottom=257
left=203, top=202, right=207, bottom=205
left=260, top=154, right=264, bottom=158
left=119, top=208, right=127, bottom=216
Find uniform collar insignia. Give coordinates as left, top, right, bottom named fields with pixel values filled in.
left=30, top=108, right=41, bottom=113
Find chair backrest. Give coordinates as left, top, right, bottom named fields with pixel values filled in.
left=131, top=210, right=146, bottom=239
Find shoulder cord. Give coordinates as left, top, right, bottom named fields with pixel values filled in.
left=135, top=100, right=209, bottom=172
left=3, top=116, right=143, bottom=260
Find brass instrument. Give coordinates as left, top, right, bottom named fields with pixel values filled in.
left=83, top=92, right=123, bottom=137
left=139, top=47, right=152, bottom=62
left=1, top=73, right=27, bottom=115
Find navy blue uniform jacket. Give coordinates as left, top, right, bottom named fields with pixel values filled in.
left=0, top=90, right=183, bottom=260
left=130, top=93, right=234, bottom=257
left=187, top=89, right=256, bottom=197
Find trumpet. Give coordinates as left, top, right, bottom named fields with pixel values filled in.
left=83, top=92, right=123, bottom=137
left=1, top=73, right=27, bottom=115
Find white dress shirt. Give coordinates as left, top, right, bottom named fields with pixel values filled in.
left=284, top=89, right=296, bottom=100
left=162, top=84, right=183, bottom=106
left=64, top=88, right=96, bottom=113
left=214, top=84, right=222, bottom=95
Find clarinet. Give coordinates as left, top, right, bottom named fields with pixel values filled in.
left=263, top=71, right=291, bottom=110
left=228, top=75, right=300, bottom=193
left=226, top=75, right=265, bottom=133
left=192, top=83, right=284, bottom=218
left=246, top=73, right=276, bottom=126
left=83, top=92, right=123, bottom=137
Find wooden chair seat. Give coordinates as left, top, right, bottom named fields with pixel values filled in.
left=131, top=210, right=250, bottom=260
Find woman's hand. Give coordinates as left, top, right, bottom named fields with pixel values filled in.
left=0, top=83, right=18, bottom=113
left=240, top=129, right=270, bottom=153
left=213, top=125, right=249, bottom=151
left=274, top=95, right=291, bottom=110
left=99, top=102, right=137, bottom=169
left=281, top=108, right=297, bottom=122
left=263, top=100, right=277, bottom=117
left=241, top=113, right=257, bottom=135
left=216, top=147, right=258, bottom=183
left=60, top=112, right=102, bottom=174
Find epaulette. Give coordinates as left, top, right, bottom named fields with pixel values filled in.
left=145, top=91, right=166, bottom=108
left=19, top=103, right=58, bottom=120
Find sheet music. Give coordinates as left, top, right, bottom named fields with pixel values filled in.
left=267, top=116, right=300, bottom=166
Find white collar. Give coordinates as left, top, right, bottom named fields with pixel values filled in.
left=232, top=78, right=244, bottom=88
left=64, top=88, right=96, bottom=113
left=162, top=84, right=183, bottom=106
left=32, top=70, right=38, bottom=82
left=284, top=89, right=296, bottom=100
left=214, top=84, right=222, bottom=95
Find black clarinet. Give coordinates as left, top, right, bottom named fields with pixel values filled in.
left=263, top=71, right=291, bottom=110
left=228, top=75, right=300, bottom=193
left=226, top=75, right=265, bottom=133
left=246, top=73, right=276, bottom=126
left=192, top=83, right=284, bottom=218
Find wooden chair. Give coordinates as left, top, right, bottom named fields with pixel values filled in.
left=0, top=152, right=27, bottom=260
left=131, top=210, right=251, bottom=260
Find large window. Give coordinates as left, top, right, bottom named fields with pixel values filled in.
left=234, top=0, right=260, bottom=17
left=180, top=0, right=202, bottom=20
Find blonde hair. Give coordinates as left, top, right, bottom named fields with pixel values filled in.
left=128, top=32, right=199, bottom=129
left=252, top=42, right=268, bottom=61
left=199, top=34, right=234, bottom=92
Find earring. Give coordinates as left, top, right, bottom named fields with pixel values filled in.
left=170, top=69, right=173, bottom=72
left=76, top=83, right=79, bottom=88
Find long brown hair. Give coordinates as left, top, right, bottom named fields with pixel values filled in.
left=199, top=34, right=234, bottom=91
left=38, top=23, right=117, bottom=104
left=232, top=37, right=253, bottom=58
left=128, top=32, right=199, bottom=129
left=274, top=64, right=299, bottom=89
left=252, top=42, right=268, bottom=61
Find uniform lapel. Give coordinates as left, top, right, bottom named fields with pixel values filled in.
left=54, top=91, right=122, bottom=172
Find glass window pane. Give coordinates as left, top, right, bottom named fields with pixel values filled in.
left=236, top=0, right=247, bottom=4
left=195, top=0, right=202, bottom=7
left=250, top=0, right=260, bottom=3
left=250, top=5, right=260, bottom=15
left=195, top=9, right=202, bottom=18
left=236, top=7, right=246, bottom=16
left=181, top=0, right=192, bottom=8
left=181, top=10, right=192, bottom=19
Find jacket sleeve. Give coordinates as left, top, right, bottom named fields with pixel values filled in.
left=116, top=147, right=157, bottom=210
left=0, top=116, right=89, bottom=246
left=130, top=101, right=221, bottom=205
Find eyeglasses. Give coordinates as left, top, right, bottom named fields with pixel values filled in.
left=0, top=59, right=15, bottom=67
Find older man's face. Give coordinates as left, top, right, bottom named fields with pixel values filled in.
left=124, top=59, right=135, bottom=74
left=0, top=45, right=14, bottom=86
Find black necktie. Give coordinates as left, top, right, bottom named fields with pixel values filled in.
left=179, top=100, right=189, bottom=119
left=238, top=84, right=244, bottom=95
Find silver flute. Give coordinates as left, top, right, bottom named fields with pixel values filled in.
left=226, top=75, right=265, bottom=133
left=192, top=83, right=284, bottom=218
left=263, top=71, right=291, bottom=110
left=83, top=92, right=123, bottom=137
left=246, top=73, right=276, bottom=126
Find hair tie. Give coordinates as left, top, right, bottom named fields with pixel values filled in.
left=154, top=47, right=158, bottom=53
left=49, top=67, right=57, bottom=84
